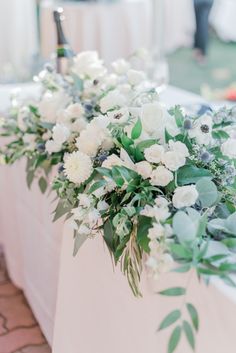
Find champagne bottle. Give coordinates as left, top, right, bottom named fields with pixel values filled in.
left=53, top=8, right=74, bottom=75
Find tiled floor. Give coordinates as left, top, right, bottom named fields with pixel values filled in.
left=0, top=248, right=51, bottom=353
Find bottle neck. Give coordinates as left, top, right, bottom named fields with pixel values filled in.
left=55, top=19, right=68, bottom=46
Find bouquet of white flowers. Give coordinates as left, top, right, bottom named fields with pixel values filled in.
left=1, top=50, right=236, bottom=353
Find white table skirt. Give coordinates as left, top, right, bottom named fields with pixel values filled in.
left=1, top=84, right=236, bottom=352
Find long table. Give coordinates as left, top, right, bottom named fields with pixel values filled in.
left=0, top=84, right=236, bottom=353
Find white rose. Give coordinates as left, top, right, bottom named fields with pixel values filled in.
left=144, top=144, right=165, bottom=163
left=135, top=161, right=152, bottom=179
left=221, top=139, right=236, bottom=159
left=112, top=58, right=130, bottom=75
left=99, top=90, right=126, bottom=113
left=155, top=197, right=169, bottom=208
left=150, top=166, right=173, bottom=187
left=140, top=102, right=179, bottom=141
left=173, top=185, right=199, bottom=209
left=73, top=51, right=106, bottom=79
left=52, top=124, right=70, bottom=145
left=38, top=90, right=70, bottom=123
left=102, top=154, right=124, bottom=169
left=127, top=69, right=146, bottom=86
left=66, top=103, right=85, bottom=119
left=45, top=140, right=62, bottom=154
left=169, top=141, right=189, bottom=157
left=161, top=151, right=186, bottom=171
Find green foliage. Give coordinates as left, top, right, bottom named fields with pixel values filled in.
left=158, top=310, right=181, bottom=331
left=177, top=165, right=212, bottom=186
left=186, top=303, right=199, bottom=331
left=73, top=231, right=88, bottom=256
left=131, top=118, right=142, bottom=140
left=196, top=178, right=218, bottom=208
left=159, top=287, right=186, bottom=296
left=38, top=176, right=47, bottom=194
left=168, top=326, right=182, bottom=353
left=136, top=216, right=152, bottom=253
left=183, top=320, right=195, bottom=349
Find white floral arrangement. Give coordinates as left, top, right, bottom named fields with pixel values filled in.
left=1, top=51, right=236, bottom=353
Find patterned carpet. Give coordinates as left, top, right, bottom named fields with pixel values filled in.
left=0, top=248, right=51, bottom=353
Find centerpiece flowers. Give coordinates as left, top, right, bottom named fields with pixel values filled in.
left=1, top=50, right=236, bottom=352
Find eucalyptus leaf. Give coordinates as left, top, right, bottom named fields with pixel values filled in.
left=225, top=213, right=236, bottom=235
left=196, top=178, right=218, bottom=208
left=177, top=165, right=212, bottom=186
left=173, top=211, right=197, bottom=243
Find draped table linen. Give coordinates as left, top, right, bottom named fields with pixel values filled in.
left=0, top=84, right=236, bottom=352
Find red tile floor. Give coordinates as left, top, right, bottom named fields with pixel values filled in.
left=0, top=248, right=51, bottom=353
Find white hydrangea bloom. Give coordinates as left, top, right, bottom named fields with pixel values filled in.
left=221, top=138, right=236, bottom=159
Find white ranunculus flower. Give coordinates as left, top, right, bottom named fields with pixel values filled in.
left=45, top=140, right=62, bottom=154
left=141, top=102, right=179, bottom=141
left=144, top=144, right=165, bottom=163
left=135, top=161, right=152, bottom=179
left=127, top=69, right=146, bottom=86
left=38, top=90, right=70, bottom=123
left=73, top=51, right=106, bottom=79
left=161, top=151, right=186, bottom=171
left=188, top=114, right=213, bottom=145
left=221, top=138, right=236, bottom=159
left=52, top=124, right=70, bottom=145
left=150, top=166, right=173, bottom=187
left=99, top=90, right=126, bottom=113
left=112, top=58, right=130, bottom=75
left=173, top=185, right=199, bottom=209
left=64, top=151, right=93, bottom=185
left=169, top=140, right=189, bottom=157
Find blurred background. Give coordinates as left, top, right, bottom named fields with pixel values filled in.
left=0, top=0, right=236, bottom=99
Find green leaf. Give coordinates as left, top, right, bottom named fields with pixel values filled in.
left=168, top=326, right=182, bottom=353
left=159, top=310, right=181, bottom=331
left=196, top=178, right=218, bottom=208
left=53, top=200, right=73, bottom=222
left=186, top=303, right=199, bottom=331
left=169, top=106, right=184, bottom=128
left=222, top=238, right=236, bottom=249
left=73, top=232, right=87, bottom=256
left=88, top=179, right=107, bottom=194
left=136, top=216, right=152, bottom=253
left=173, top=211, right=197, bottom=243
left=225, top=213, right=236, bottom=235
left=131, top=118, right=142, bottom=140
left=26, top=170, right=34, bottom=189
left=103, top=219, right=114, bottom=252
left=170, top=243, right=192, bottom=260
left=96, top=167, right=112, bottom=178
left=172, top=264, right=191, bottom=273
left=136, top=139, right=157, bottom=151
left=159, top=287, right=186, bottom=296
left=38, top=176, right=47, bottom=194
left=183, top=320, right=195, bottom=350
left=111, top=167, right=125, bottom=187
left=177, top=165, right=212, bottom=186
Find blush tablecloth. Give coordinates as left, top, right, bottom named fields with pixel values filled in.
left=0, top=84, right=236, bottom=353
